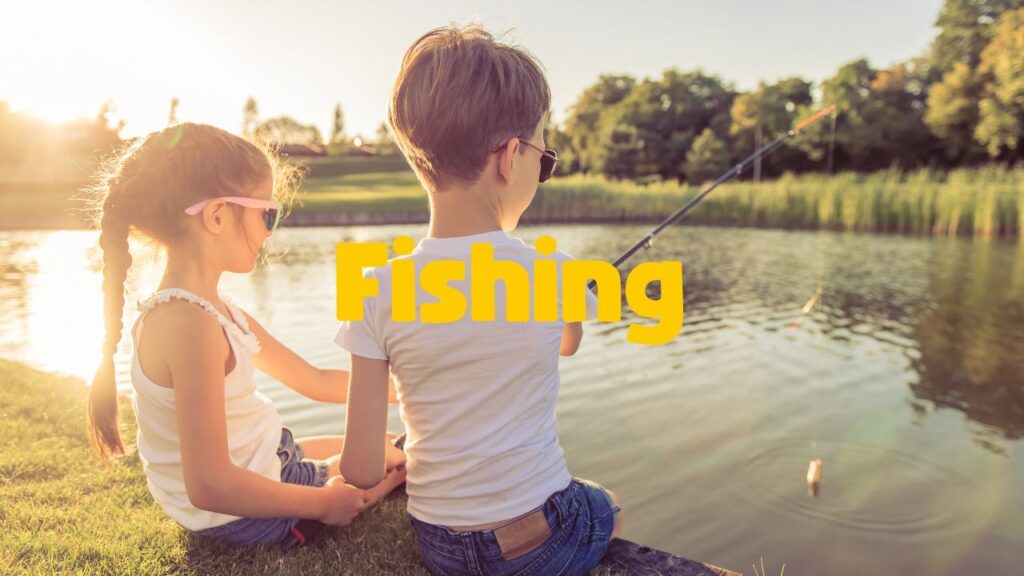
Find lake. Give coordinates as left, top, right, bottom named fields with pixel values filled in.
left=1, top=224, right=1021, bottom=574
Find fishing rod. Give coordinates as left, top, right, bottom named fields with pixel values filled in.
left=599, top=104, right=838, bottom=277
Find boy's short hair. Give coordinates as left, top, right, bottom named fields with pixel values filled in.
left=389, top=24, right=551, bottom=192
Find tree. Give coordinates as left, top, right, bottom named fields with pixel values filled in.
left=801, top=59, right=934, bottom=171
left=167, top=97, right=180, bottom=126
left=591, top=122, right=643, bottom=180
left=685, top=128, right=730, bottom=184
left=974, top=7, right=1024, bottom=158
left=545, top=119, right=575, bottom=175
left=593, top=69, right=735, bottom=181
left=925, top=61, right=985, bottom=162
left=330, top=103, right=346, bottom=145
left=730, top=77, right=813, bottom=175
left=922, top=0, right=1023, bottom=162
left=731, top=79, right=812, bottom=149
left=374, top=121, right=398, bottom=155
left=927, top=0, right=1023, bottom=79
left=242, top=97, right=259, bottom=137
left=562, top=75, right=635, bottom=174
left=254, top=116, right=323, bottom=147
left=90, top=100, right=125, bottom=151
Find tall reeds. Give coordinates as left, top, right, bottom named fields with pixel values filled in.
left=529, top=167, right=1024, bottom=237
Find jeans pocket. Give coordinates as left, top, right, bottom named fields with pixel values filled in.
left=417, top=544, right=456, bottom=576
left=490, top=514, right=578, bottom=576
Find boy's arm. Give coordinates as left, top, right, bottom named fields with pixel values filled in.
left=556, top=251, right=598, bottom=357
left=560, top=322, right=583, bottom=356
left=339, top=353, right=391, bottom=489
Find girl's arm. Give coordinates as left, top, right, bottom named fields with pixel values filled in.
left=560, top=321, right=583, bottom=356
left=339, top=353, right=390, bottom=489
left=164, top=306, right=365, bottom=525
left=242, top=310, right=398, bottom=403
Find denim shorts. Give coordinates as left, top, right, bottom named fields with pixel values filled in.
left=408, top=478, right=621, bottom=576
left=193, top=427, right=330, bottom=547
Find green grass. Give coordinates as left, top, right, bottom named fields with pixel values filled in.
left=288, top=166, right=1024, bottom=237
left=4, top=163, right=1023, bottom=237
left=531, top=167, right=1024, bottom=236
left=296, top=172, right=428, bottom=213
left=0, top=360, right=624, bottom=575
left=291, top=155, right=413, bottom=179
left=0, top=359, right=430, bottom=575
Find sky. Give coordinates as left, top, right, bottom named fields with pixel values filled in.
left=0, top=0, right=945, bottom=140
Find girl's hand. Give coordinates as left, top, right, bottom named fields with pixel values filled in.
left=385, top=441, right=407, bottom=471
left=318, top=476, right=368, bottom=526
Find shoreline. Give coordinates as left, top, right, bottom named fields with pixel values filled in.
left=4, top=165, right=1022, bottom=237
left=4, top=209, right=1022, bottom=241
left=0, top=359, right=739, bottom=575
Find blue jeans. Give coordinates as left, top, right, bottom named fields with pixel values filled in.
left=193, top=427, right=329, bottom=547
left=409, top=478, right=620, bottom=576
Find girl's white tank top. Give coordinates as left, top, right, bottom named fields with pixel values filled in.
left=129, top=288, right=283, bottom=531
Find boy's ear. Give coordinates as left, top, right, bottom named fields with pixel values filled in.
left=495, top=138, right=519, bottom=184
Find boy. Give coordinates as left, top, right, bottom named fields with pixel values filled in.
left=335, top=24, right=622, bottom=576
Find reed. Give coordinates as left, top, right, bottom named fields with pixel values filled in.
left=529, top=167, right=1024, bottom=236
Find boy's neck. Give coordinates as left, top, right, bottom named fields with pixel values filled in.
left=426, top=184, right=506, bottom=239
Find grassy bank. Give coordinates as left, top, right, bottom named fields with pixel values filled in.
left=3, top=164, right=1022, bottom=236
left=0, top=359, right=432, bottom=575
left=288, top=166, right=1024, bottom=236
left=0, top=360, right=630, bottom=575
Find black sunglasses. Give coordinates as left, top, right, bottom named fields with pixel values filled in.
left=262, top=207, right=281, bottom=232
left=492, top=139, right=560, bottom=183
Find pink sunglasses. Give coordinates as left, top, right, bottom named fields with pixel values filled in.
left=184, top=196, right=281, bottom=231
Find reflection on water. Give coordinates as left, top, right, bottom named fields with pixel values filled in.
left=1, top=225, right=1022, bottom=574
left=910, top=240, right=1024, bottom=442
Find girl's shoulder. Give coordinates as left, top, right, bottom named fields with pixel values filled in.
left=138, top=288, right=220, bottom=316
left=137, top=289, right=260, bottom=354
left=133, top=292, right=232, bottom=389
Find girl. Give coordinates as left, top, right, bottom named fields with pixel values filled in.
left=87, top=123, right=406, bottom=547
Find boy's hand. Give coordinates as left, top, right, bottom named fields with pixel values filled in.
left=318, top=476, right=368, bottom=526
left=560, top=322, right=583, bottom=356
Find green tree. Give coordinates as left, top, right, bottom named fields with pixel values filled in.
left=925, top=61, right=985, bottom=162
left=730, top=77, right=813, bottom=175
left=330, top=103, right=346, bottom=145
left=374, top=121, right=397, bottom=155
left=974, top=7, right=1024, bottom=158
left=254, top=116, right=323, bottom=147
left=562, top=75, right=635, bottom=174
left=167, top=97, right=180, bottom=127
left=684, top=128, right=730, bottom=184
left=803, top=59, right=933, bottom=170
left=595, top=69, right=734, bottom=181
left=545, top=119, right=575, bottom=175
left=242, top=97, right=259, bottom=137
left=928, top=0, right=1023, bottom=79
left=591, top=122, right=643, bottom=180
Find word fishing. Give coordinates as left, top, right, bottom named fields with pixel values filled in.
left=337, top=235, right=683, bottom=345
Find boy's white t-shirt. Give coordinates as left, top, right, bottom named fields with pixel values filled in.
left=334, top=230, right=597, bottom=526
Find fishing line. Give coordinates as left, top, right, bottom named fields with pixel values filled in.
left=589, top=104, right=840, bottom=495
left=593, top=103, right=837, bottom=283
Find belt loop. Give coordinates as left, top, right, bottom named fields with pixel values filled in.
left=551, top=481, right=571, bottom=527
left=460, top=532, right=481, bottom=574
